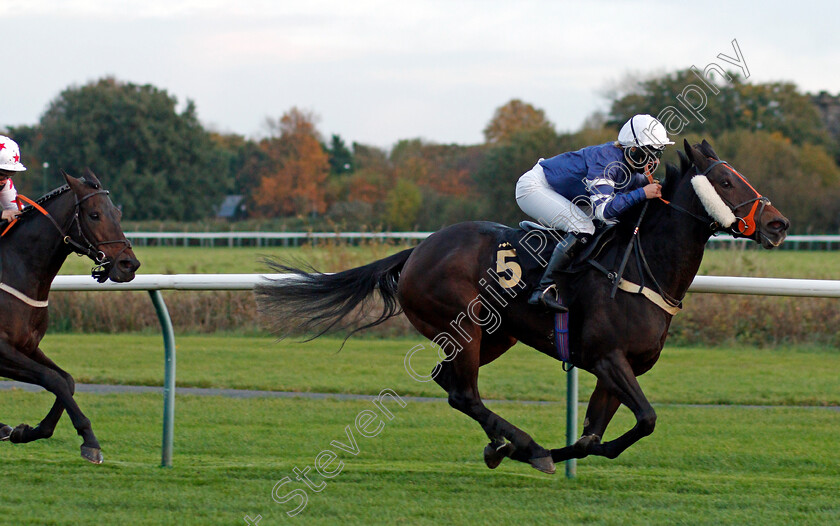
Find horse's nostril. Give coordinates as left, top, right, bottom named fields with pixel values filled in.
left=768, top=220, right=787, bottom=232
left=120, top=259, right=140, bottom=272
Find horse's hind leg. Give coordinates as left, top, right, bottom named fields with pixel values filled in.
left=429, top=325, right=555, bottom=474
left=476, top=332, right=519, bottom=469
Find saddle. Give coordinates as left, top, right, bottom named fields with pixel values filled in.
left=487, top=223, right=617, bottom=306
left=500, top=221, right=681, bottom=316
left=516, top=221, right=617, bottom=273
left=486, top=223, right=619, bottom=365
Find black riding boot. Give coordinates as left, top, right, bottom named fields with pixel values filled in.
left=528, top=232, right=589, bottom=312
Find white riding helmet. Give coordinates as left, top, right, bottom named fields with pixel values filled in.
left=617, top=114, right=674, bottom=149
left=0, top=136, right=26, bottom=172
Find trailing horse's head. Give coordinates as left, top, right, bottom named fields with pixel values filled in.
left=682, top=139, right=789, bottom=249
left=63, top=169, right=141, bottom=282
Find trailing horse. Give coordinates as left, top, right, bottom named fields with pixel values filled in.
left=257, top=140, right=789, bottom=474
left=0, top=170, right=140, bottom=464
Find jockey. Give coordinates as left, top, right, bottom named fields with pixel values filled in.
left=0, top=135, right=26, bottom=222
left=515, top=114, right=673, bottom=312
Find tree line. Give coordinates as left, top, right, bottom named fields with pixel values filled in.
left=6, top=72, right=840, bottom=234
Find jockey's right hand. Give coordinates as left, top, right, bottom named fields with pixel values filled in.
left=643, top=183, right=662, bottom=200
left=1, top=209, right=20, bottom=222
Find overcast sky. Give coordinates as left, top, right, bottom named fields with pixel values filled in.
left=4, top=0, right=839, bottom=148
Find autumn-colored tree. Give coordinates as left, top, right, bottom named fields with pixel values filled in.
left=344, top=143, right=394, bottom=205
left=390, top=139, right=477, bottom=196
left=252, top=108, right=330, bottom=217
left=473, top=126, right=562, bottom=225
left=483, top=99, right=555, bottom=144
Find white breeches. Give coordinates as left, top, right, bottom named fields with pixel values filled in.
left=515, top=161, right=596, bottom=235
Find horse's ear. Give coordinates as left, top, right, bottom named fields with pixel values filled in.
left=699, top=139, right=720, bottom=160
left=683, top=139, right=693, bottom=161
left=683, top=139, right=710, bottom=172
left=63, top=169, right=85, bottom=192
left=62, top=169, right=77, bottom=185
left=84, top=168, right=102, bottom=188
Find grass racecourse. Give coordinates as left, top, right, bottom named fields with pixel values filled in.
left=0, top=245, right=838, bottom=524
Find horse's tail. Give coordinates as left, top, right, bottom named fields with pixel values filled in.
left=255, top=248, right=415, bottom=340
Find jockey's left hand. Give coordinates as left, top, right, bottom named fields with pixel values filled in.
left=1, top=209, right=20, bottom=222
left=643, top=183, right=662, bottom=200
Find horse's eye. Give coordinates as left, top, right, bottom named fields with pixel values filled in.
left=89, top=212, right=100, bottom=220
left=720, top=180, right=732, bottom=189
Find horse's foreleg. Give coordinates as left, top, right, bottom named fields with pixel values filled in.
left=19, top=348, right=76, bottom=442
left=583, top=354, right=657, bottom=460
left=551, top=379, right=621, bottom=462
left=0, top=345, right=102, bottom=463
left=403, top=290, right=552, bottom=473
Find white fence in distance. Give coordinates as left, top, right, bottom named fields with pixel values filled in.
left=123, top=232, right=840, bottom=250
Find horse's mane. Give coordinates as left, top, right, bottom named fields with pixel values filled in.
left=18, top=185, right=72, bottom=219
left=17, top=178, right=98, bottom=220
left=661, top=156, right=689, bottom=202
left=660, top=141, right=719, bottom=202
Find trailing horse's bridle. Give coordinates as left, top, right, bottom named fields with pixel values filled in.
left=16, top=188, right=132, bottom=282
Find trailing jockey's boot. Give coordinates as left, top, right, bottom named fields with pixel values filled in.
left=528, top=232, right=589, bottom=312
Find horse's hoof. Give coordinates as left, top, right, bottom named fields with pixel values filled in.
left=529, top=455, right=556, bottom=475
left=0, top=425, right=12, bottom=441
left=81, top=446, right=104, bottom=464
left=483, top=441, right=514, bottom=469
left=9, top=424, right=33, bottom=444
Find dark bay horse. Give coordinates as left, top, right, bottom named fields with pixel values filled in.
left=0, top=170, right=140, bottom=463
left=257, top=140, right=789, bottom=474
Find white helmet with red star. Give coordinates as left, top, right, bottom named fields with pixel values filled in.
left=0, top=135, right=27, bottom=172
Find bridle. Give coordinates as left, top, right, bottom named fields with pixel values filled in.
left=13, top=187, right=132, bottom=281
left=604, top=156, right=771, bottom=311
left=649, top=158, right=770, bottom=238
left=697, top=159, right=770, bottom=237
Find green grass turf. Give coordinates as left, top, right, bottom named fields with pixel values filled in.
left=0, top=391, right=837, bottom=525
left=31, top=334, right=840, bottom=406
left=56, top=244, right=840, bottom=278
left=24, top=242, right=840, bottom=524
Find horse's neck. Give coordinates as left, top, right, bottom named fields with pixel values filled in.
left=635, top=200, right=711, bottom=301
left=1, top=195, right=74, bottom=296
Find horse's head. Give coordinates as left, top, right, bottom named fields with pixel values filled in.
left=676, top=139, right=789, bottom=249
left=63, top=169, right=141, bottom=282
